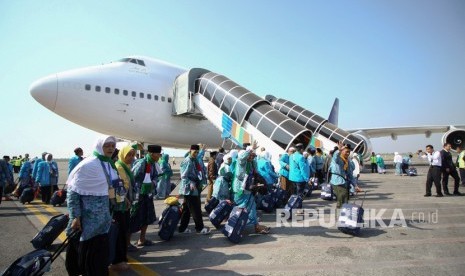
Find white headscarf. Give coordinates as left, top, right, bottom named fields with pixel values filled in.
left=223, top=153, right=231, bottom=164
left=67, top=135, right=118, bottom=196
left=261, top=151, right=271, bottom=161
left=229, top=149, right=238, bottom=160
left=218, top=154, right=232, bottom=177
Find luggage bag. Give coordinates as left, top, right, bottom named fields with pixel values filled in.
left=282, top=187, right=310, bottom=219
left=222, top=206, right=249, bottom=243
left=407, top=167, right=417, bottom=176
left=204, top=196, right=220, bottom=214
left=158, top=205, right=181, bottom=241
left=209, top=200, right=234, bottom=229
left=320, top=183, right=334, bottom=201
left=270, top=187, right=287, bottom=208
left=337, top=192, right=367, bottom=235
left=20, top=188, right=35, bottom=204
left=222, top=194, right=253, bottom=243
left=31, top=214, right=69, bottom=249
left=50, top=189, right=67, bottom=207
left=257, top=193, right=275, bottom=213
left=2, top=231, right=77, bottom=276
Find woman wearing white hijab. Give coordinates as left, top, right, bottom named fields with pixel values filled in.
left=218, top=154, right=232, bottom=177
left=65, top=135, right=118, bottom=276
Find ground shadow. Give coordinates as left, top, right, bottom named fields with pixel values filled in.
left=131, top=246, right=254, bottom=275
left=0, top=211, right=38, bottom=217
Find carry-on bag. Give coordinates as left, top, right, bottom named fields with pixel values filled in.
left=337, top=191, right=367, bottom=235
left=209, top=200, right=234, bottom=229
left=31, top=214, right=69, bottom=249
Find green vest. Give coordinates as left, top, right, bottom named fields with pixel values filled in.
left=458, top=152, right=465, bottom=169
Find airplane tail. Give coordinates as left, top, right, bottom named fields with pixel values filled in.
left=328, top=98, right=339, bottom=126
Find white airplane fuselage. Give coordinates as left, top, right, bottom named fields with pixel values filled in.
left=31, top=56, right=465, bottom=156
left=31, top=57, right=222, bottom=148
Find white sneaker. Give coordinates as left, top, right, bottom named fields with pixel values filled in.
left=199, top=227, right=211, bottom=235
left=180, top=228, right=192, bottom=234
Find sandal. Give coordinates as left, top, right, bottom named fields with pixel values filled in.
left=255, top=225, right=270, bottom=234
left=199, top=227, right=211, bottom=235
left=136, top=240, right=154, bottom=246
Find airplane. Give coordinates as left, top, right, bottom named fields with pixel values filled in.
left=30, top=56, right=465, bottom=168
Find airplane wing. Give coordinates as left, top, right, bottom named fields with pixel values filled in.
left=347, top=125, right=465, bottom=139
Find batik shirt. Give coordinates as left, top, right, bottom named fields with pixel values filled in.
left=66, top=190, right=111, bottom=241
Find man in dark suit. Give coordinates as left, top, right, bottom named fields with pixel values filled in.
left=440, top=143, right=463, bottom=196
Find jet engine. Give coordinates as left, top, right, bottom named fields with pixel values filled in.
left=442, top=128, right=465, bottom=151
left=352, top=132, right=373, bottom=160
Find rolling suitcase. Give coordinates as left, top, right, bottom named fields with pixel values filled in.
left=50, top=189, right=67, bottom=206
left=1, top=249, right=52, bottom=276
left=270, top=187, right=287, bottom=208
left=337, top=192, right=367, bottom=235
left=222, top=206, right=249, bottom=243
left=257, top=193, right=275, bottom=213
left=31, top=214, right=69, bottom=249
left=407, top=167, right=417, bottom=176
left=209, top=200, right=234, bottom=229
left=283, top=194, right=302, bottom=219
left=2, top=231, right=77, bottom=276
left=158, top=205, right=181, bottom=241
left=204, top=196, right=220, bottom=214
left=320, top=183, right=334, bottom=200
left=222, top=194, right=253, bottom=243
left=282, top=187, right=310, bottom=219
left=19, top=188, right=34, bottom=204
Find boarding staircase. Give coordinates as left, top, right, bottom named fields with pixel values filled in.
left=171, top=68, right=313, bottom=168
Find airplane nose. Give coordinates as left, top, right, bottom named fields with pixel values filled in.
left=30, top=74, right=58, bottom=111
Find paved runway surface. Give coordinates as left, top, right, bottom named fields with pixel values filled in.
left=1, top=163, right=465, bottom=276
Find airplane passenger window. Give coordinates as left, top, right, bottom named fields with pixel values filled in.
left=85, top=84, right=91, bottom=91
left=147, top=94, right=152, bottom=100
left=139, top=92, right=144, bottom=98
left=123, top=90, right=128, bottom=96
left=131, top=91, right=136, bottom=97
left=154, top=95, right=159, bottom=101
left=96, top=86, right=101, bottom=92
left=168, top=97, right=172, bottom=103
left=114, top=88, right=120, bottom=95
left=105, top=87, right=111, bottom=93
left=161, top=96, right=165, bottom=102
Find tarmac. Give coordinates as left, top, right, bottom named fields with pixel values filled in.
left=1, top=161, right=465, bottom=276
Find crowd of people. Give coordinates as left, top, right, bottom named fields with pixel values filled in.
left=0, top=152, right=61, bottom=204
left=3, top=137, right=465, bottom=275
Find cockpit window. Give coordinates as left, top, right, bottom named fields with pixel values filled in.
left=117, top=58, right=146, bottom=67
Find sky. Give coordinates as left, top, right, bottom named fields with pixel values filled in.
left=1, top=0, right=464, bottom=158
